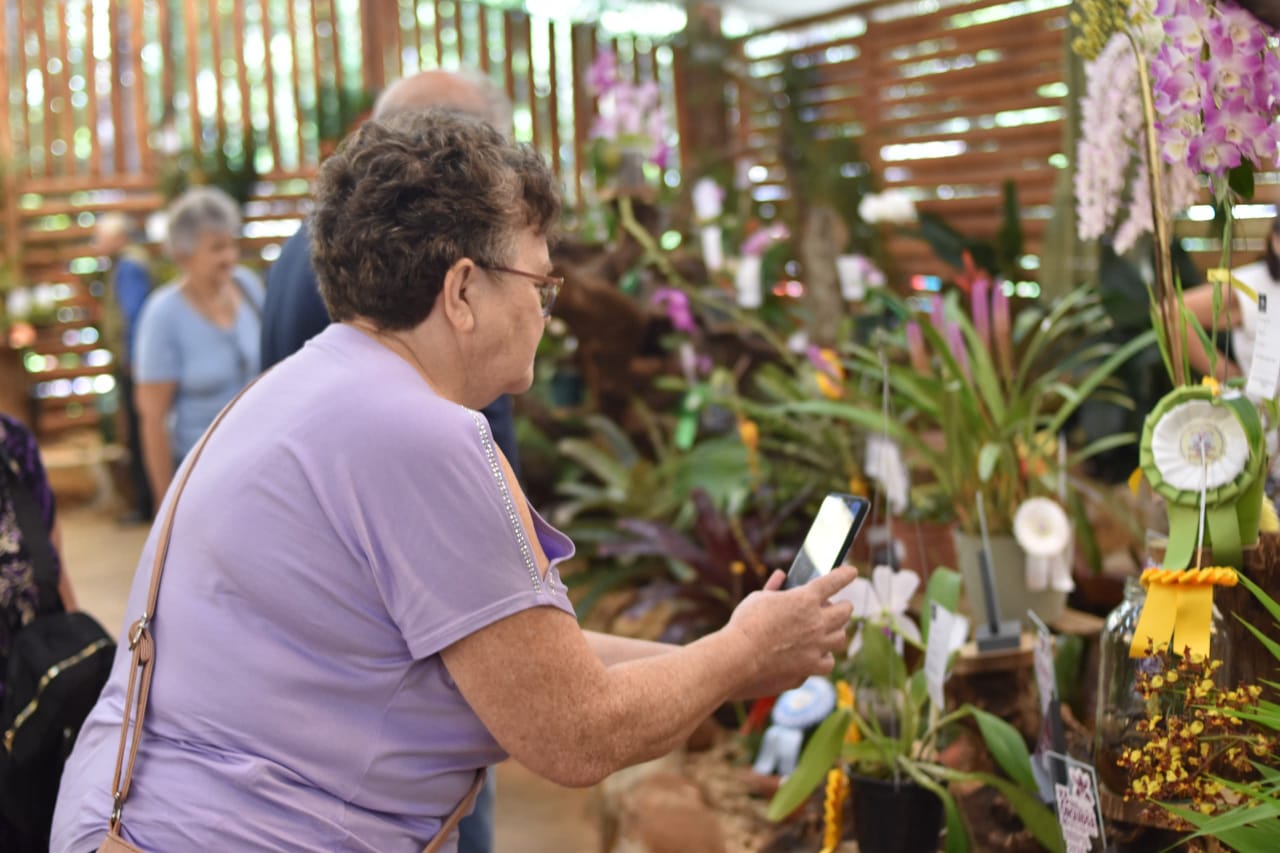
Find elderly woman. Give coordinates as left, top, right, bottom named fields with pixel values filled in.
left=133, top=186, right=264, bottom=501
left=51, top=111, right=855, bottom=853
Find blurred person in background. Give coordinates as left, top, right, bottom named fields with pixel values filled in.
left=134, top=186, right=264, bottom=501
left=92, top=213, right=154, bottom=523
left=260, top=69, right=522, bottom=477
left=0, top=413, right=79, bottom=852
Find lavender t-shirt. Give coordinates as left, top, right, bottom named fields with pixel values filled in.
left=51, top=324, right=576, bottom=853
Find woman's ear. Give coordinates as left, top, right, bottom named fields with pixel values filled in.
left=440, top=258, right=479, bottom=333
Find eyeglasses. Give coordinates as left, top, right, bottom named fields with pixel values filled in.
left=482, top=265, right=564, bottom=317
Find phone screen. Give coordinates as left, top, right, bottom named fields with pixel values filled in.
left=784, top=493, right=870, bottom=589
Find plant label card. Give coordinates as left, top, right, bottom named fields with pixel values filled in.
left=1246, top=292, right=1280, bottom=402
left=924, top=602, right=959, bottom=710
left=1047, top=752, right=1105, bottom=853
left=1029, top=611, right=1056, bottom=717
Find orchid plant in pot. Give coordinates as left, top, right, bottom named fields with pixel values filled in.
left=774, top=282, right=1154, bottom=625
left=765, top=566, right=1065, bottom=853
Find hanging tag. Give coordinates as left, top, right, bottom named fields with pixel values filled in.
left=923, top=602, right=957, bottom=711
left=735, top=255, right=764, bottom=308
left=1246, top=292, right=1280, bottom=402
left=701, top=226, right=724, bottom=273
left=836, top=255, right=867, bottom=301
left=1047, top=753, right=1105, bottom=853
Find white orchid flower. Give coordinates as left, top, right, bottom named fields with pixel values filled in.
left=830, top=564, right=922, bottom=657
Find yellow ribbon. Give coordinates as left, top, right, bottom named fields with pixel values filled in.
left=1207, top=268, right=1258, bottom=305
left=819, top=768, right=849, bottom=853
left=1129, top=567, right=1238, bottom=660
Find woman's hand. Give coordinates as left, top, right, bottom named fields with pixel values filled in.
left=724, top=566, right=857, bottom=698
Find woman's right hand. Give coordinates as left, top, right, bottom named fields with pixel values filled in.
left=725, top=566, right=857, bottom=698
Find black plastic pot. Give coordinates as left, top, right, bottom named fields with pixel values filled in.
left=851, top=774, right=946, bottom=853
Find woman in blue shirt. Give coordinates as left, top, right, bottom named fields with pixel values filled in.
left=134, top=187, right=263, bottom=500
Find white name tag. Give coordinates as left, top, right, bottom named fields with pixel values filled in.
left=1246, top=292, right=1280, bottom=402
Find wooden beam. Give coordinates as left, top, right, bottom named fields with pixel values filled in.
left=184, top=0, right=203, bottom=155
left=129, top=0, right=151, bottom=174
left=210, top=0, right=227, bottom=142
left=285, top=0, right=305, bottom=162
left=234, top=0, right=251, bottom=151
left=32, top=0, right=52, bottom=176
left=546, top=18, right=561, bottom=179
left=0, top=0, right=19, bottom=272
left=260, top=0, right=281, bottom=169
left=53, top=1, right=74, bottom=176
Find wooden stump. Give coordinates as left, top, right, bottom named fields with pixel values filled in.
left=1218, top=532, right=1280, bottom=688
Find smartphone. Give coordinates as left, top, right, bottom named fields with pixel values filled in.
left=783, top=493, right=870, bottom=589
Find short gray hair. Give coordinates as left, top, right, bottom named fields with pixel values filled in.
left=165, top=186, right=241, bottom=259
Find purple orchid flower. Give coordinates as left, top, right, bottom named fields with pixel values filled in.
left=588, top=50, right=619, bottom=96
left=971, top=276, right=991, bottom=352
left=945, top=321, right=970, bottom=380
left=653, top=287, right=697, bottom=334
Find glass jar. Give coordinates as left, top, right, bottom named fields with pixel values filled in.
left=1092, top=576, right=1231, bottom=795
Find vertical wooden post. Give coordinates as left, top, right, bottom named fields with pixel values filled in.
left=285, top=0, right=305, bottom=160
left=88, top=0, right=102, bottom=177
left=672, top=3, right=732, bottom=180
left=158, top=0, right=176, bottom=134
left=53, top=1, right=74, bottom=176
left=129, top=0, right=152, bottom=173
left=32, top=0, right=53, bottom=176
left=209, top=0, right=227, bottom=143
left=260, top=0, right=282, bottom=170
left=501, top=11, right=515, bottom=107
left=546, top=18, right=561, bottom=179
left=570, top=23, right=591, bottom=206
left=432, top=0, right=445, bottom=69
left=524, top=14, right=537, bottom=149
left=360, top=0, right=386, bottom=92
left=234, top=0, right=251, bottom=149
left=476, top=6, right=489, bottom=74
left=184, top=0, right=203, bottom=156
left=0, top=0, right=22, bottom=276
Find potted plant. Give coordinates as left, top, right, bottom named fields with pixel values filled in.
left=776, top=284, right=1154, bottom=625
left=766, top=565, right=1065, bottom=853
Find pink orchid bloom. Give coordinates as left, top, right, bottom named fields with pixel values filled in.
left=1189, top=123, right=1243, bottom=176
left=1207, top=96, right=1271, bottom=148
left=652, top=288, right=697, bottom=334
left=588, top=51, right=619, bottom=96
left=971, top=276, right=991, bottom=352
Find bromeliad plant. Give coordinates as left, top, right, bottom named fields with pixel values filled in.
left=766, top=566, right=1065, bottom=853
left=777, top=284, right=1155, bottom=535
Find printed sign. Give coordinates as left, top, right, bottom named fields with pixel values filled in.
left=1246, top=292, right=1280, bottom=402
left=1048, top=753, right=1105, bottom=853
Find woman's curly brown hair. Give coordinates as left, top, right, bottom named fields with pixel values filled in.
left=309, top=108, right=561, bottom=330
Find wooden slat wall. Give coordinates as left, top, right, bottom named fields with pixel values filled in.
left=729, top=0, right=1280, bottom=285
left=2, top=0, right=679, bottom=437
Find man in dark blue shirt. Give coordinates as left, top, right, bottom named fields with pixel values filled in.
left=260, top=70, right=520, bottom=473
left=258, top=70, right=522, bottom=853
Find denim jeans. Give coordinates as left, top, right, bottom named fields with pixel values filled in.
left=456, top=767, right=495, bottom=853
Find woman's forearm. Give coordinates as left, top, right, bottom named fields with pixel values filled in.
left=139, top=414, right=174, bottom=501
left=585, top=630, right=676, bottom=666
left=578, top=627, right=755, bottom=778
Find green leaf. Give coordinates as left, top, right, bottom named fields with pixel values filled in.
left=938, top=769, right=1065, bottom=853
left=899, top=761, right=970, bottom=853
left=1236, top=572, right=1280, bottom=629
left=766, top=708, right=852, bottom=821
left=977, top=443, right=1002, bottom=483
left=921, top=568, right=962, bottom=641
left=962, top=706, right=1039, bottom=792
left=1166, top=799, right=1280, bottom=849
left=860, top=625, right=907, bottom=688
left=1229, top=162, right=1256, bottom=201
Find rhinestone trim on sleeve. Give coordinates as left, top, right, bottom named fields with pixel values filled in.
left=470, top=410, right=542, bottom=592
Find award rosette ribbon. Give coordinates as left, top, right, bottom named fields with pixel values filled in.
left=1130, top=384, right=1261, bottom=659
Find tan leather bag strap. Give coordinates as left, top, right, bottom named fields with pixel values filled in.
left=107, top=377, right=262, bottom=833
left=103, top=373, right=487, bottom=851
left=422, top=770, right=486, bottom=853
